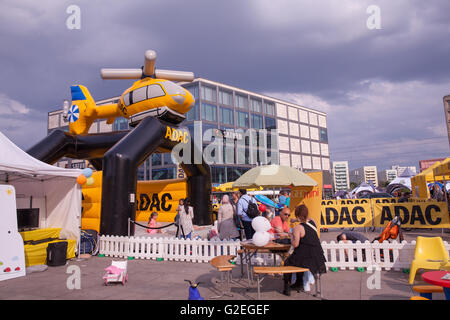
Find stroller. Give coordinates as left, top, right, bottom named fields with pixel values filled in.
left=103, top=260, right=128, bottom=286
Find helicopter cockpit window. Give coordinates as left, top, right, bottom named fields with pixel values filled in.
left=123, top=92, right=131, bottom=106
left=147, top=84, right=165, bottom=99
left=162, top=81, right=185, bottom=95
left=132, top=86, right=147, bottom=103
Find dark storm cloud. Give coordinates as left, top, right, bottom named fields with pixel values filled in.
left=0, top=0, right=448, bottom=170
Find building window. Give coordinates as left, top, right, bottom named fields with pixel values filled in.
left=265, top=117, right=276, bottom=130
left=138, top=163, right=146, bottom=180
left=251, top=114, right=263, bottom=129
left=264, top=101, right=275, bottom=116
left=201, top=85, right=216, bottom=102
left=212, top=166, right=226, bottom=184
left=320, top=128, right=328, bottom=143
left=220, top=107, right=234, bottom=125
left=236, top=111, right=249, bottom=128
left=236, top=94, right=248, bottom=110
left=202, top=103, right=217, bottom=122
left=250, top=98, right=262, bottom=113
left=152, top=168, right=175, bottom=180
left=219, top=89, right=233, bottom=106
left=186, top=102, right=199, bottom=121
left=113, top=117, right=129, bottom=131
left=163, top=153, right=176, bottom=165
left=152, top=153, right=162, bottom=166
left=184, top=84, right=199, bottom=100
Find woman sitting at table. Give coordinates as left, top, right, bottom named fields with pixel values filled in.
left=283, top=204, right=327, bottom=296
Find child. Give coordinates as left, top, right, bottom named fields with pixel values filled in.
left=147, top=212, right=164, bottom=235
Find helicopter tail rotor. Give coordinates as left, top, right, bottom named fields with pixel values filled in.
left=100, top=50, right=194, bottom=82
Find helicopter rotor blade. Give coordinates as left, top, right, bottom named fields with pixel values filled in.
left=143, top=50, right=157, bottom=77
left=154, top=69, right=195, bottom=82
left=100, top=68, right=143, bottom=79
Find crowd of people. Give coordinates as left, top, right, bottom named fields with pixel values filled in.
left=214, top=188, right=327, bottom=296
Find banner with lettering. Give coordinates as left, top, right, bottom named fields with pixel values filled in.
left=373, top=201, right=450, bottom=228
left=320, top=199, right=373, bottom=228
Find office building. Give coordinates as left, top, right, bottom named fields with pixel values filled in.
left=332, top=161, right=350, bottom=191
left=350, top=166, right=379, bottom=188
left=47, top=78, right=331, bottom=184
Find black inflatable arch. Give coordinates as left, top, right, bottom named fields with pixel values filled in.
left=27, top=116, right=212, bottom=236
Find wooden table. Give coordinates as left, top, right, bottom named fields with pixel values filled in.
left=240, top=240, right=291, bottom=286
left=422, top=270, right=450, bottom=300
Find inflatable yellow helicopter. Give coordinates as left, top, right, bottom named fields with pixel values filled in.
left=63, top=50, right=195, bottom=135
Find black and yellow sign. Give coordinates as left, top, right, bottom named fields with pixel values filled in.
left=319, top=198, right=450, bottom=229
left=165, top=126, right=189, bottom=143
left=373, top=201, right=450, bottom=228
left=320, top=200, right=373, bottom=228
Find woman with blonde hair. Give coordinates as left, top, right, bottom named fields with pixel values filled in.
left=217, top=195, right=240, bottom=240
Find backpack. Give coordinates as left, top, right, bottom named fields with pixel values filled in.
left=243, top=196, right=260, bottom=219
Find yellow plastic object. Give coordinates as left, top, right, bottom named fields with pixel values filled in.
left=19, top=228, right=61, bottom=242
left=409, top=236, right=450, bottom=284
left=410, top=296, right=430, bottom=300
left=68, top=78, right=195, bottom=135
left=23, top=239, right=76, bottom=267
left=82, top=171, right=188, bottom=232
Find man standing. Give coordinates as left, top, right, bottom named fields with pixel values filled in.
left=237, top=189, right=258, bottom=240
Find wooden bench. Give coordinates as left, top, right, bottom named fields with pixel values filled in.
left=253, top=266, right=321, bottom=300
left=210, top=255, right=236, bottom=298
left=412, top=285, right=444, bottom=300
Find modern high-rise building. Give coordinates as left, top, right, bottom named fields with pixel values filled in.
left=47, top=78, right=331, bottom=184
left=332, top=161, right=350, bottom=191
left=350, top=166, right=379, bottom=187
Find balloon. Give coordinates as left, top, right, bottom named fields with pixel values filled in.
left=251, top=216, right=271, bottom=232
left=82, top=168, right=93, bottom=178
left=77, top=174, right=87, bottom=185
left=258, top=204, right=266, bottom=212
left=86, top=177, right=94, bottom=186
left=252, top=231, right=270, bottom=247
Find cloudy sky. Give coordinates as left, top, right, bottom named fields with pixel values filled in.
left=0, top=0, right=449, bottom=171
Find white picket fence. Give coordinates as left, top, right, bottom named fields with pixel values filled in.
left=99, top=235, right=450, bottom=271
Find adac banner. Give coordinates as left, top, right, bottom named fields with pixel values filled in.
left=373, top=201, right=450, bottom=228
left=320, top=199, right=373, bottom=228
left=82, top=172, right=186, bottom=232
left=135, top=179, right=187, bottom=223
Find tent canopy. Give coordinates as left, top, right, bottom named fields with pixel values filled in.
left=350, top=182, right=375, bottom=196
left=433, top=158, right=450, bottom=177
left=411, top=159, right=450, bottom=198
left=232, top=165, right=317, bottom=189
left=0, top=132, right=82, bottom=240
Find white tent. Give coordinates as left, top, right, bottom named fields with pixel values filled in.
left=0, top=132, right=82, bottom=241
left=350, top=182, right=376, bottom=197
left=386, top=168, right=415, bottom=194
